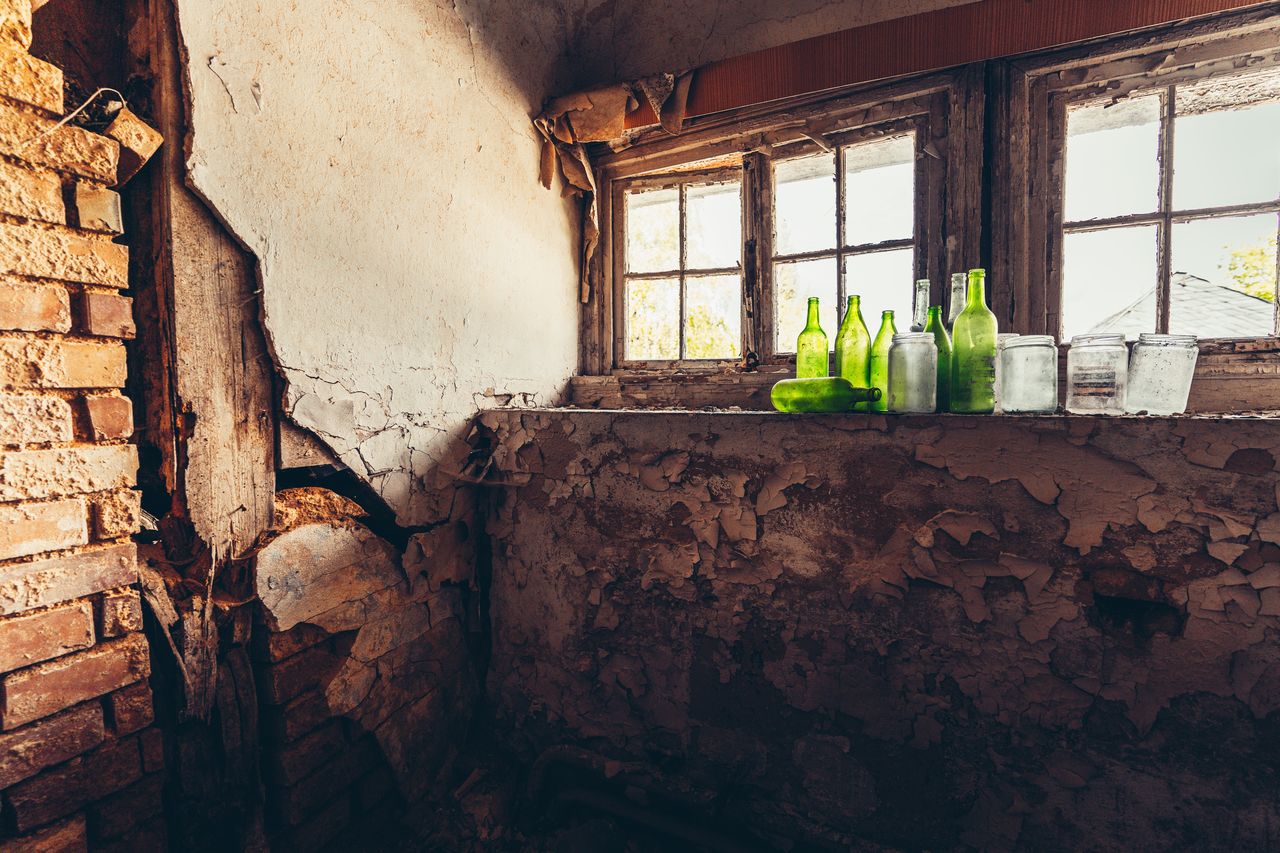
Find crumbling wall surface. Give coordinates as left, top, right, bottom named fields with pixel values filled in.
left=565, top=0, right=977, bottom=86
left=484, top=409, right=1280, bottom=851
left=0, top=2, right=160, bottom=848
left=171, top=0, right=582, bottom=526
left=251, top=487, right=478, bottom=850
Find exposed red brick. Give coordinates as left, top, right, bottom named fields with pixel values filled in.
left=0, top=633, right=150, bottom=730
left=0, top=393, right=72, bottom=444
left=88, top=489, right=140, bottom=541
left=105, top=680, right=153, bottom=735
left=0, top=100, right=117, bottom=184
left=0, top=701, right=103, bottom=788
left=265, top=719, right=345, bottom=786
left=102, top=108, right=160, bottom=186
left=283, top=792, right=350, bottom=852
left=79, top=292, right=134, bottom=339
left=96, top=589, right=141, bottom=638
left=0, top=813, right=87, bottom=852
left=0, top=159, right=62, bottom=224
left=0, top=42, right=62, bottom=114
left=86, top=772, right=163, bottom=843
left=69, top=183, right=120, bottom=234
left=0, top=542, right=137, bottom=616
left=80, top=395, right=132, bottom=441
left=261, top=689, right=331, bottom=744
left=0, top=279, right=66, bottom=332
left=0, top=339, right=126, bottom=389
left=0, top=444, right=135, bottom=501
left=92, top=814, right=165, bottom=853
left=4, top=733, right=143, bottom=832
left=255, top=642, right=341, bottom=706
left=252, top=622, right=329, bottom=664
left=268, top=738, right=378, bottom=827
left=0, top=0, right=31, bottom=49
left=0, top=222, right=126, bottom=287
left=0, top=599, right=93, bottom=673
left=138, top=727, right=163, bottom=773
left=0, top=497, right=86, bottom=561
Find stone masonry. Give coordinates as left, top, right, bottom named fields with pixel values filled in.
left=0, top=2, right=160, bottom=848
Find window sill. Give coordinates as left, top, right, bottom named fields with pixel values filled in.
left=572, top=349, right=1280, bottom=413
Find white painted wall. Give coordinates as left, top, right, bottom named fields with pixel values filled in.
left=174, top=0, right=978, bottom=525
left=175, top=0, right=583, bottom=524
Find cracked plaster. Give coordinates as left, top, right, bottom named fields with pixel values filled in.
left=483, top=411, right=1280, bottom=850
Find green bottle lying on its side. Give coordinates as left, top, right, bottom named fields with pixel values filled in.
left=771, top=377, right=883, bottom=413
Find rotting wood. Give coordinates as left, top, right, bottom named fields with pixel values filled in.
left=139, top=0, right=274, bottom=561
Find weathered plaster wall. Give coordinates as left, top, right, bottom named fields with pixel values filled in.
left=564, top=0, right=978, bottom=86
left=484, top=410, right=1280, bottom=851
left=173, top=0, right=583, bottom=525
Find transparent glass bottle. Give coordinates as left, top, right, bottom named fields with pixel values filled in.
left=888, top=333, right=938, bottom=413
left=950, top=269, right=998, bottom=413
left=924, top=306, right=952, bottom=412
left=796, top=297, right=829, bottom=379
left=834, top=295, right=872, bottom=410
left=999, top=335, right=1058, bottom=413
left=992, top=333, right=1020, bottom=413
left=771, top=378, right=882, bottom=412
left=947, top=272, right=966, bottom=328
left=911, top=279, right=930, bottom=331
left=1126, top=334, right=1198, bottom=415
left=869, top=310, right=897, bottom=413
left=1066, top=333, right=1128, bottom=414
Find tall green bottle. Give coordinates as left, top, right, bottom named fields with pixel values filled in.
left=950, top=269, right=998, bottom=413
left=868, top=310, right=896, bottom=413
left=925, top=306, right=952, bottom=412
left=834, top=295, right=871, bottom=410
left=795, top=297, right=829, bottom=379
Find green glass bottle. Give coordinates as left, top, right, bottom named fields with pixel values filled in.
left=925, top=306, right=952, bottom=413
left=950, top=268, right=998, bottom=413
left=770, top=378, right=882, bottom=413
left=795, top=297, right=829, bottom=379
left=868, top=310, right=896, bottom=413
left=834, top=295, right=871, bottom=410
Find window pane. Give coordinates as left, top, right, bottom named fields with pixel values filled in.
left=1174, top=68, right=1280, bottom=210
left=844, top=133, right=915, bottom=246
left=775, top=153, right=836, bottom=255
left=685, top=275, right=742, bottom=359
left=625, top=278, right=679, bottom=359
left=844, top=249, right=915, bottom=329
left=774, top=258, right=837, bottom=353
left=626, top=188, right=679, bottom=273
left=1062, top=225, right=1158, bottom=340
left=686, top=181, right=742, bottom=269
left=1064, top=94, right=1161, bottom=222
left=1170, top=213, right=1276, bottom=337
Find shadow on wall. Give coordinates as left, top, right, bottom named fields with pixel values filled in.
left=482, top=410, right=1280, bottom=852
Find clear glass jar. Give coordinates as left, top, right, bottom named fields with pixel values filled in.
left=992, top=333, right=1020, bottom=413
left=1126, top=334, right=1198, bottom=415
left=999, top=335, right=1058, bottom=413
left=887, top=333, right=937, bottom=413
left=1066, top=334, right=1128, bottom=414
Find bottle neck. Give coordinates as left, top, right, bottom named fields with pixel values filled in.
left=966, top=272, right=986, bottom=308
left=805, top=299, right=821, bottom=328
left=926, top=307, right=942, bottom=327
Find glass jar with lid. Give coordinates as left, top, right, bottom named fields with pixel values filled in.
left=1126, top=334, right=1198, bottom=415
left=1066, top=334, right=1128, bottom=414
left=999, top=335, right=1058, bottom=413
left=887, top=333, right=937, bottom=413
left=992, top=333, right=1021, bottom=413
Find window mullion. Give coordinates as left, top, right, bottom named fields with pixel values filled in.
left=1155, top=84, right=1176, bottom=334
left=835, top=146, right=847, bottom=323
left=678, top=184, right=688, bottom=359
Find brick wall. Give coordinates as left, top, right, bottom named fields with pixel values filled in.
left=0, top=1, right=160, bottom=848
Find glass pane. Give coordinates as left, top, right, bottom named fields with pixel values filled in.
left=624, top=277, right=679, bottom=360
left=844, top=249, right=915, bottom=329
left=1174, top=68, right=1280, bottom=210
left=1064, top=94, right=1161, bottom=222
left=1062, top=225, right=1158, bottom=340
left=774, top=258, right=837, bottom=353
left=686, top=181, right=742, bottom=269
left=626, top=188, right=679, bottom=273
left=775, top=153, right=836, bottom=255
left=1170, top=213, right=1276, bottom=337
left=685, top=275, right=742, bottom=359
left=844, top=133, right=915, bottom=246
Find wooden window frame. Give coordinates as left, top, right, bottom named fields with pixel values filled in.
left=997, top=6, right=1280, bottom=349
left=587, top=68, right=985, bottom=377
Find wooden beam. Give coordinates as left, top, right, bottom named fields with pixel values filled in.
left=625, top=0, right=1275, bottom=128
